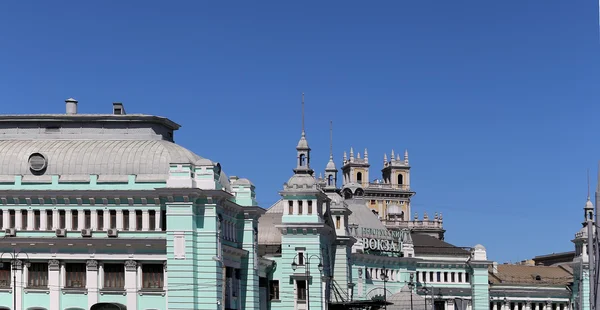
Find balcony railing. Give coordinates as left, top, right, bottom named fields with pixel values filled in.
left=366, top=183, right=410, bottom=191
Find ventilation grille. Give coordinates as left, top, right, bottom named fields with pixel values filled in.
left=28, top=153, right=47, bottom=172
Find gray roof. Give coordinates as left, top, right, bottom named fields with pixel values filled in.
left=0, top=139, right=204, bottom=181
left=412, top=234, right=470, bottom=256
left=346, top=198, right=390, bottom=237
left=258, top=199, right=284, bottom=245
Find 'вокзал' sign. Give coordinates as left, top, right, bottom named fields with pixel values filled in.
left=360, top=228, right=402, bottom=252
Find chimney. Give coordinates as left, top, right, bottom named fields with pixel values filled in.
left=113, top=103, right=126, bottom=115
left=65, top=98, right=78, bottom=114
left=492, top=262, right=498, bottom=274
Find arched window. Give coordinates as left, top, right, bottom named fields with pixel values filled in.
left=356, top=172, right=363, bottom=183
left=299, top=154, right=306, bottom=166
left=397, top=174, right=403, bottom=185
left=327, top=175, right=333, bottom=186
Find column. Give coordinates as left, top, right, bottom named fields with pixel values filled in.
left=142, top=210, right=149, bottom=231
left=86, top=260, right=99, bottom=307
left=78, top=210, right=85, bottom=231
left=492, top=302, right=498, bottom=310
left=103, top=210, right=109, bottom=231
left=293, top=200, right=298, bottom=215
left=52, top=209, right=59, bottom=230
left=125, top=260, right=138, bottom=310
left=65, top=210, right=72, bottom=230
left=60, top=263, right=66, bottom=288
left=48, top=259, right=60, bottom=310
left=155, top=212, right=161, bottom=231
left=129, top=210, right=136, bottom=231
left=15, top=210, right=22, bottom=230
left=116, top=210, right=123, bottom=230
left=27, top=210, right=34, bottom=230
left=14, top=260, right=24, bottom=310
left=2, top=210, right=9, bottom=229
left=91, top=210, right=98, bottom=230
left=525, top=301, right=531, bottom=310
left=40, top=210, right=47, bottom=230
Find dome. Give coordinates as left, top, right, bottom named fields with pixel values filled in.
left=296, top=135, right=309, bottom=149
left=285, top=174, right=317, bottom=189
left=387, top=204, right=403, bottom=215
left=0, top=139, right=204, bottom=182
left=325, top=158, right=336, bottom=171
left=387, top=285, right=426, bottom=310
left=473, top=244, right=486, bottom=251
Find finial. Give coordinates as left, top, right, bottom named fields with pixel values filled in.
left=588, top=168, right=591, bottom=201
left=391, top=149, right=395, bottom=159
left=301, top=93, right=305, bottom=136
left=439, top=212, right=443, bottom=221
left=414, top=212, right=418, bottom=220
left=404, top=149, right=409, bottom=163
left=423, top=212, right=428, bottom=220
left=319, top=172, right=323, bottom=179
left=343, top=151, right=347, bottom=162
left=396, top=154, right=400, bottom=161
left=364, top=148, right=368, bottom=163
left=384, top=153, right=388, bottom=164
left=350, top=147, right=354, bottom=161
left=357, top=152, right=361, bottom=159
left=329, top=121, right=333, bottom=160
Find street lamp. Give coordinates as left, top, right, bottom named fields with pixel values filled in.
left=291, top=254, right=323, bottom=310
left=380, top=267, right=389, bottom=310
left=0, top=250, right=30, bottom=310
left=408, top=273, right=415, bottom=310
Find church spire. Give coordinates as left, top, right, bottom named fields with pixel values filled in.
left=324, top=121, right=338, bottom=189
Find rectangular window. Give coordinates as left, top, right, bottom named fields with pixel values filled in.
left=97, top=211, right=104, bottom=230
left=84, top=210, right=91, bottom=229
left=336, top=216, right=341, bottom=229
left=458, top=272, right=463, bottom=282
left=0, top=262, right=9, bottom=288
left=9, top=210, right=15, bottom=228
left=451, top=272, right=455, bottom=283
left=444, top=272, right=448, bottom=282
left=28, top=262, right=48, bottom=288
left=436, top=272, right=441, bottom=282
left=465, top=273, right=470, bottom=283
left=149, top=210, right=156, bottom=231
left=136, top=211, right=143, bottom=230
left=123, top=211, right=130, bottom=231
left=103, top=264, right=125, bottom=289
left=72, top=210, right=78, bottom=230
left=298, top=201, right=303, bottom=215
left=109, top=210, right=116, bottom=229
left=429, top=272, right=434, bottom=282
left=307, top=201, right=313, bottom=215
left=59, top=210, right=66, bottom=229
left=46, top=210, right=52, bottom=230
left=161, top=210, right=166, bottom=231
left=0, top=210, right=3, bottom=228
left=296, top=280, right=307, bottom=300
left=298, top=252, right=305, bottom=266
left=269, top=280, right=280, bottom=300
left=34, top=210, right=40, bottom=230
left=142, top=264, right=164, bottom=289
left=288, top=201, right=293, bottom=215
left=65, top=263, right=86, bottom=288
left=21, top=210, right=27, bottom=229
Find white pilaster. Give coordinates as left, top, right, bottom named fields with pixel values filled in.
left=90, top=210, right=97, bottom=230
left=2, top=210, right=9, bottom=229
left=14, top=261, right=24, bottom=310
left=129, top=210, right=136, bottom=231
left=103, top=209, right=109, bottom=231
left=86, top=260, right=99, bottom=308
left=60, top=263, right=66, bottom=288
left=142, top=210, right=149, bottom=231
left=155, top=211, right=161, bottom=231
left=116, top=210, right=124, bottom=230
left=66, top=210, right=72, bottom=230
left=48, top=259, right=60, bottom=310
left=27, top=210, right=34, bottom=230
left=52, top=209, right=59, bottom=230
left=293, top=200, right=298, bottom=215
left=78, top=210, right=85, bottom=231
left=40, top=210, right=47, bottom=231
left=125, top=260, right=138, bottom=310
left=15, top=210, right=22, bottom=230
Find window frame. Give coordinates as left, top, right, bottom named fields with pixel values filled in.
left=28, top=262, right=49, bottom=289
left=102, top=263, right=125, bottom=290
left=141, top=263, right=164, bottom=290
left=65, top=263, right=86, bottom=289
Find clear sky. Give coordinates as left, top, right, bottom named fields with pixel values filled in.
left=0, top=1, right=598, bottom=264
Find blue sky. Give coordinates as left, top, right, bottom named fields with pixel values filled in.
left=0, top=1, right=598, bottom=263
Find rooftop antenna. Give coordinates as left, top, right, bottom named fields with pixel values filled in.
left=329, top=120, right=333, bottom=159
left=301, top=93, right=305, bottom=137
left=589, top=168, right=591, bottom=201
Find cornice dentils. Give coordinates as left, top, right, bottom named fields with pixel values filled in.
left=141, top=198, right=147, bottom=206
left=114, top=198, right=121, bottom=206
left=76, top=198, right=83, bottom=206
left=102, top=198, right=108, bottom=206
left=25, top=198, right=32, bottom=206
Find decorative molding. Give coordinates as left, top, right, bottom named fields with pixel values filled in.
left=89, top=198, right=95, bottom=206
left=163, top=261, right=167, bottom=272
left=76, top=198, right=83, bottom=206
left=154, top=198, right=161, bottom=206
left=25, top=198, right=32, bottom=205
left=141, top=198, right=147, bottom=206
left=102, top=198, right=108, bottom=206
left=37, top=198, right=44, bottom=205
left=114, top=198, right=121, bottom=205
left=127, top=198, right=134, bottom=206
left=48, top=259, right=60, bottom=271
left=125, top=260, right=137, bottom=271
left=64, top=198, right=70, bottom=205
left=86, top=260, right=98, bottom=271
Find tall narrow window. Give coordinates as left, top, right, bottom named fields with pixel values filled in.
left=84, top=210, right=91, bottom=229
left=465, top=273, right=470, bottom=283
left=136, top=211, right=143, bottom=230
left=357, top=172, right=363, bottom=183
left=59, top=210, right=66, bottom=229
left=65, top=263, right=86, bottom=288
left=142, top=264, right=164, bottom=289
left=307, top=201, right=313, bottom=215
left=123, top=211, right=130, bottom=231
left=336, top=216, right=341, bottom=229
left=46, top=210, right=52, bottom=230
left=149, top=210, right=156, bottom=231
left=299, top=154, right=306, bottom=166
left=288, top=201, right=293, bottom=215
left=9, top=210, right=15, bottom=228
left=298, top=252, right=305, bottom=266
left=328, top=175, right=333, bottom=186
left=109, top=210, right=116, bottom=229
left=0, top=211, right=3, bottom=229
left=34, top=210, right=40, bottom=230
left=103, top=264, right=125, bottom=289
left=458, top=272, right=463, bottom=282
left=0, top=262, right=9, bottom=288
left=28, top=263, right=48, bottom=288
left=436, top=272, right=441, bottom=282
left=21, top=210, right=27, bottom=229
left=296, top=280, right=307, bottom=301
left=161, top=210, right=167, bottom=231
left=298, top=201, right=303, bottom=215
left=451, top=272, right=455, bottom=283
left=398, top=174, right=404, bottom=185
left=72, top=211, right=79, bottom=230
left=97, top=211, right=104, bottom=231
left=269, top=280, right=280, bottom=300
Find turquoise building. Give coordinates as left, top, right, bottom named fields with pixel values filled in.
left=0, top=99, right=264, bottom=310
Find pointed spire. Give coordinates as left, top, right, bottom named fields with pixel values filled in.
left=396, top=154, right=400, bottom=161
left=343, top=151, right=347, bottom=162
left=357, top=152, right=361, bottom=159
left=404, top=149, right=409, bottom=164
left=350, top=147, right=354, bottom=162
left=391, top=149, right=395, bottom=159
left=384, top=153, right=388, bottom=164
left=329, top=121, right=333, bottom=160
left=364, top=148, right=368, bottom=163
left=301, top=92, right=305, bottom=137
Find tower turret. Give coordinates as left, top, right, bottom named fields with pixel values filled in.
left=324, top=121, right=338, bottom=190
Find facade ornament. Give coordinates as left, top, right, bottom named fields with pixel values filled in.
left=86, top=260, right=98, bottom=271
left=163, top=261, right=167, bottom=272
left=414, top=212, right=418, bottom=220
left=423, top=212, right=429, bottom=221
left=125, top=260, right=137, bottom=271
left=48, top=259, right=60, bottom=271
left=12, top=260, right=23, bottom=270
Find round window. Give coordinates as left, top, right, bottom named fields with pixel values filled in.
left=28, top=153, right=47, bottom=172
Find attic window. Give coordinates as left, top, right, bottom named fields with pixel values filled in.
left=535, top=275, right=541, bottom=281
